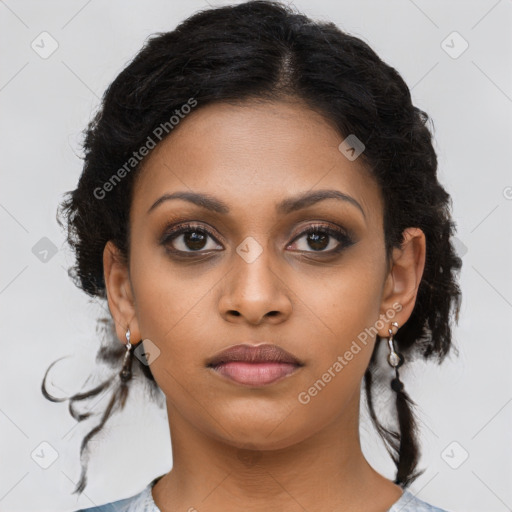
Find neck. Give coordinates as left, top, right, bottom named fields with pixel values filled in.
left=151, top=390, right=403, bottom=512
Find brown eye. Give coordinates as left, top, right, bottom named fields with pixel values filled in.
left=288, top=224, right=354, bottom=253
left=179, top=230, right=208, bottom=250
left=161, top=223, right=223, bottom=253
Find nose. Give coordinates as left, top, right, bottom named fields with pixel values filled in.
left=218, top=245, right=293, bottom=325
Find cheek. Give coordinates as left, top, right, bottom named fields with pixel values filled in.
left=290, top=272, right=384, bottom=425
left=129, top=240, right=215, bottom=339
left=127, top=251, right=210, bottom=389
left=293, top=253, right=386, bottom=344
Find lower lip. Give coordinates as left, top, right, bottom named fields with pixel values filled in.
left=209, top=362, right=300, bottom=386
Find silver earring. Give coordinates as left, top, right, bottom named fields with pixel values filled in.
left=120, top=328, right=134, bottom=382
left=386, top=321, right=405, bottom=392
left=386, top=321, right=402, bottom=368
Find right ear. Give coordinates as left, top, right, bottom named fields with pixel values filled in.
left=102, top=240, right=141, bottom=345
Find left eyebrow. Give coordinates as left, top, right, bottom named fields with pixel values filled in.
left=276, top=189, right=366, bottom=219
left=147, top=189, right=366, bottom=220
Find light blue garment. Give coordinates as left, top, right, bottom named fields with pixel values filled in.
left=388, top=490, right=451, bottom=512
left=77, top=476, right=451, bottom=512
left=77, top=475, right=163, bottom=512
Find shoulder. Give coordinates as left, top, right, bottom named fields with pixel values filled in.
left=75, top=476, right=163, bottom=512
left=388, top=489, right=451, bottom=512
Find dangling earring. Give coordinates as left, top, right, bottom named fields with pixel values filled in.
left=386, top=321, right=405, bottom=392
left=384, top=321, right=421, bottom=486
left=120, top=328, right=134, bottom=382
left=70, top=327, right=139, bottom=494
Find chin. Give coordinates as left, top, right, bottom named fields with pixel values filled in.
left=207, top=414, right=315, bottom=452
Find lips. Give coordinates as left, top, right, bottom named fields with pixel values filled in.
left=206, top=343, right=302, bottom=366
left=206, top=343, right=304, bottom=386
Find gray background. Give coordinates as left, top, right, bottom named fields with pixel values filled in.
left=1, top=0, right=511, bottom=511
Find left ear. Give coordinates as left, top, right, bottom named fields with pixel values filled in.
left=378, top=227, right=426, bottom=335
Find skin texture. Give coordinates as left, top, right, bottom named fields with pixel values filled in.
left=103, top=98, right=426, bottom=512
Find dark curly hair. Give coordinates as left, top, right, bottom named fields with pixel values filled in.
left=42, top=0, right=462, bottom=496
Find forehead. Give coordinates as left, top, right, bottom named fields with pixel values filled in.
left=132, top=100, right=382, bottom=222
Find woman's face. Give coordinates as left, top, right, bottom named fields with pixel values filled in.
left=105, top=99, right=409, bottom=450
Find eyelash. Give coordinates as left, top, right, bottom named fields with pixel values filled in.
left=160, top=222, right=355, bottom=257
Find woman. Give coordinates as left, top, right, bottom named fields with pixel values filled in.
left=42, top=1, right=462, bottom=510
